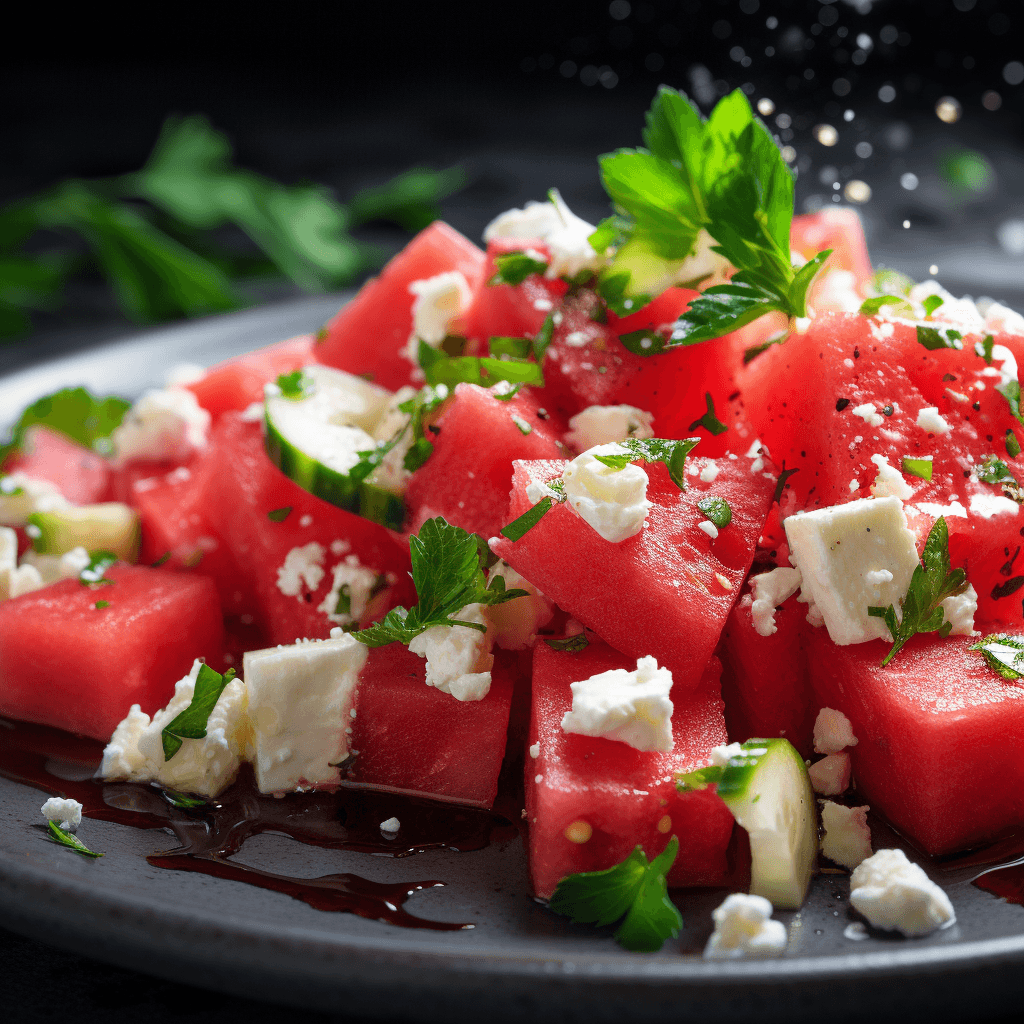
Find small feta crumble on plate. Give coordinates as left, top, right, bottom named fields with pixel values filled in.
left=749, top=566, right=803, bottom=637
left=560, top=655, right=674, bottom=753
left=40, top=797, right=83, bottom=832
left=564, top=404, right=655, bottom=453
left=380, top=817, right=401, bottom=833
left=704, top=893, right=787, bottom=959
left=850, top=848, right=955, bottom=937
left=813, top=707, right=858, bottom=755
left=408, top=603, right=494, bottom=701
left=820, top=801, right=872, bottom=870
left=561, top=443, right=652, bottom=543
left=940, top=583, right=978, bottom=635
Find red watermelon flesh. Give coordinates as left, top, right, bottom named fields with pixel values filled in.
left=718, top=589, right=815, bottom=758
left=790, top=209, right=873, bottom=288
left=526, top=641, right=734, bottom=899
left=0, top=565, right=224, bottom=742
left=316, top=221, right=486, bottom=391
left=185, top=335, right=316, bottom=420
left=403, top=382, right=567, bottom=542
left=202, top=414, right=414, bottom=646
left=492, top=454, right=775, bottom=696
left=4, top=426, right=113, bottom=505
left=806, top=631, right=1024, bottom=855
left=346, top=645, right=515, bottom=808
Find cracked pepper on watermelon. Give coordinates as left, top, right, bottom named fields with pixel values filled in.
left=2, top=85, right=1023, bottom=950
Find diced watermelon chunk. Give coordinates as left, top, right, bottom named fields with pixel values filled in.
left=790, top=209, right=873, bottom=288
left=0, top=565, right=224, bottom=742
left=4, top=426, right=112, bottom=505
left=526, top=641, right=734, bottom=899
left=317, top=222, right=487, bottom=391
left=185, top=335, right=316, bottom=420
left=345, top=645, right=515, bottom=808
left=807, top=632, right=1024, bottom=855
left=202, top=414, right=414, bottom=645
left=492, top=455, right=775, bottom=695
left=404, top=383, right=566, bottom=542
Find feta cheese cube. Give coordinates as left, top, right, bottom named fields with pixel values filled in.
left=820, top=801, right=872, bottom=870
left=560, top=655, right=674, bottom=753
left=940, top=582, right=977, bottom=635
left=808, top=753, right=851, bottom=795
left=483, top=560, right=554, bottom=650
left=749, top=566, right=803, bottom=637
left=704, top=893, right=787, bottom=959
left=40, top=797, right=83, bottom=832
left=564, top=404, right=655, bottom=453
left=784, top=496, right=921, bottom=645
left=562, top=443, right=652, bottom=543
left=406, top=271, right=472, bottom=354
left=111, top=387, right=211, bottom=463
left=407, top=603, right=494, bottom=701
left=380, top=817, right=401, bottom=833
left=813, top=707, right=858, bottom=755
left=850, top=848, right=955, bottom=936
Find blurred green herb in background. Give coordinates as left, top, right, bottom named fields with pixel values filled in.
left=938, top=148, right=995, bottom=196
left=0, top=115, right=465, bottom=339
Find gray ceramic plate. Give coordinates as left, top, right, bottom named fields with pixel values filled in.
left=2, top=295, right=1024, bottom=1024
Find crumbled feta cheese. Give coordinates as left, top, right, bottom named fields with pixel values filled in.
left=704, top=893, right=787, bottom=959
left=561, top=443, right=652, bottom=543
left=564, top=404, right=655, bottom=453
left=317, top=555, right=380, bottom=627
left=808, top=753, right=851, bottom=796
left=276, top=543, right=326, bottom=598
left=100, top=660, right=249, bottom=798
left=40, top=796, right=83, bottom=832
left=0, top=527, right=45, bottom=601
left=746, top=439, right=766, bottom=474
left=111, top=387, right=211, bottom=463
left=848, top=478, right=860, bottom=494
left=785, top=497, right=922, bottom=646
left=850, top=848, right=955, bottom=937
left=851, top=403, right=884, bottom=428
left=940, top=582, right=977, bottom=635
left=869, top=454, right=913, bottom=500
left=525, top=477, right=565, bottom=505
left=914, top=500, right=968, bottom=519
left=19, top=546, right=90, bottom=587
left=404, top=271, right=473, bottom=367
left=915, top=406, right=951, bottom=436
left=560, top=655, right=674, bottom=753
left=813, top=707, right=859, bottom=755
left=709, top=741, right=749, bottom=767
left=367, top=385, right=421, bottom=494
left=698, top=520, right=719, bottom=539
left=968, top=492, right=1020, bottom=519
left=243, top=635, right=367, bottom=794
left=483, top=560, right=554, bottom=650
left=529, top=742, right=540, bottom=759
left=408, top=603, right=494, bottom=701
left=380, top=817, right=401, bottom=833
left=749, top=567, right=803, bottom=637
left=0, top=473, right=68, bottom=527
left=820, top=801, right=872, bottom=870
left=164, top=362, right=206, bottom=388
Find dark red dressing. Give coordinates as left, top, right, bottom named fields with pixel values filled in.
left=0, top=717, right=517, bottom=930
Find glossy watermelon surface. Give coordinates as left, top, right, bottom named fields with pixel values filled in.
left=4, top=426, right=113, bottom=505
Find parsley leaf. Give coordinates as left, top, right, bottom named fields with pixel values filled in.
left=163, top=789, right=209, bottom=809
left=352, top=518, right=528, bottom=648
left=532, top=313, right=556, bottom=363
left=697, top=495, right=732, bottom=527
left=901, top=456, right=933, bottom=481
left=489, top=336, right=533, bottom=360
left=971, top=634, right=1024, bottom=680
left=687, top=392, right=728, bottom=436
left=79, top=551, right=117, bottom=586
left=489, top=251, right=549, bottom=286
left=548, top=836, right=682, bottom=952
left=94, top=600, right=110, bottom=610
left=996, top=379, right=1024, bottom=429
left=162, top=664, right=238, bottom=761
left=977, top=334, right=995, bottom=364
left=917, top=325, right=963, bottom=351
left=1007, top=430, right=1022, bottom=459
left=773, top=464, right=799, bottom=503
left=590, top=437, right=701, bottom=489
left=46, top=821, right=103, bottom=858
left=859, top=294, right=914, bottom=317
left=922, top=294, right=944, bottom=318
left=544, top=633, right=590, bottom=653
left=867, top=516, right=969, bottom=667
left=499, top=487, right=564, bottom=543
left=276, top=370, right=313, bottom=399
left=418, top=340, right=545, bottom=391
left=267, top=506, right=292, bottom=522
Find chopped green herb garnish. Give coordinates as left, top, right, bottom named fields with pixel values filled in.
left=1007, top=430, right=1022, bottom=459
left=352, top=518, right=528, bottom=648
left=901, top=455, right=933, bottom=481
left=970, top=634, right=1024, bottom=680
left=977, top=455, right=1018, bottom=486
left=618, top=327, right=669, bottom=356
left=773, top=464, right=799, bottom=504
left=867, top=516, right=969, bottom=667
left=267, top=506, right=293, bottom=523
left=163, top=789, right=209, bottom=809
left=548, top=836, right=682, bottom=952
left=46, top=821, right=103, bottom=858
left=675, top=765, right=724, bottom=791
left=687, top=392, right=728, bottom=436
left=743, top=335, right=786, bottom=364
left=916, top=325, right=963, bottom=351
left=94, top=600, right=110, bottom=610
left=532, top=313, right=556, bottom=363
left=418, top=340, right=544, bottom=391
left=151, top=551, right=172, bottom=567
left=333, top=584, right=352, bottom=618
left=276, top=370, right=313, bottom=399
left=0, top=478, right=25, bottom=496
left=315, top=325, right=329, bottom=343
left=403, top=437, right=435, bottom=472
left=544, top=633, right=590, bottom=653
left=161, top=664, right=238, bottom=761
left=491, top=382, right=525, bottom=402
left=997, top=378, right=1024, bottom=429
left=489, top=336, right=533, bottom=360
left=79, top=551, right=117, bottom=586
left=697, top=495, right=732, bottom=528
left=489, top=251, right=549, bottom=286
left=921, top=294, right=944, bottom=318
left=499, top=487, right=564, bottom=543
left=590, top=437, right=701, bottom=489
left=859, top=295, right=914, bottom=317
left=976, top=334, right=995, bottom=364
left=870, top=267, right=915, bottom=297
left=511, top=415, right=533, bottom=436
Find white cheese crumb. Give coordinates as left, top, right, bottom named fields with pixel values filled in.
left=529, top=742, right=540, bottom=759
left=408, top=603, right=494, bottom=701
left=380, top=817, right=401, bottom=833
left=869, top=454, right=913, bottom=500
left=709, top=741, right=750, bottom=767
left=808, top=753, right=851, bottom=796
left=276, top=542, right=326, bottom=598
left=406, top=271, right=472, bottom=352
left=317, top=555, right=380, bottom=627
left=814, top=707, right=859, bottom=755
left=940, top=582, right=977, bottom=635
left=848, top=478, right=860, bottom=493
left=0, top=473, right=69, bottom=527
left=851, top=403, right=884, bottom=428
left=18, top=546, right=91, bottom=588
left=914, top=500, right=968, bottom=519
left=562, top=443, right=652, bottom=543
left=698, top=520, right=719, bottom=539
left=483, top=560, right=554, bottom=650
left=915, top=406, right=951, bottom=435
left=111, top=387, right=211, bottom=463
left=968, top=492, right=1020, bottom=519
left=240, top=401, right=265, bottom=422
left=560, top=655, right=674, bottom=753
left=564, top=404, right=655, bottom=453
left=704, top=893, right=787, bottom=959
left=820, top=801, right=872, bottom=870
left=700, top=462, right=720, bottom=483
left=40, top=797, right=83, bottom=832
left=850, top=848, right=955, bottom=937
left=749, top=567, right=803, bottom=637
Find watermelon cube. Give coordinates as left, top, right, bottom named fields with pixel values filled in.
left=526, top=640, right=734, bottom=899
left=0, top=565, right=224, bottom=742
left=3, top=426, right=113, bottom=506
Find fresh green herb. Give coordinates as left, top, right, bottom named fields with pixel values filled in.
left=997, top=379, right=1024, bottom=429
left=773, top=465, right=799, bottom=504
left=970, top=634, right=1024, bottom=680
left=334, top=585, right=352, bottom=618
left=491, top=382, right=525, bottom=402
left=921, top=294, right=944, bottom=318
left=511, top=415, right=533, bottom=436
left=353, top=518, right=528, bottom=648
left=94, top=600, right=110, bottom=610
left=276, top=370, right=313, bottom=399
left=79, top=551, right=117, bottom=586
left=618, top=327, right=669, bottom=356
left=161, top=664, right=238, bottom=761
left=867, top=516, right=969, bottom=667
left=977, top=455, right=1019, bottom=485
left=389, top=383, right=451, bottom=473
left=0, top=477, right=24, bottom=496
left=267, top=506, right=293, bottom=523
left=548, top=836, right=682, bottom=952
left=977, top=334, right=995, bottom=364
left=697, top=495, right=732, bottom=528
left=403, top=437, right=435, bottom=472
left=544, top=633, right=590, bottom=653
left=499, top=483, right=565, bottom=543
left=151, top=551, right=172, bottom=567
left=858, top=294, right=914, bottom=317
left=916, top=325, right=963, bottom=351
left=45, top=821, right=103, bottom=858
left=871, top=267, right=915, bottom=297
left=489, top=336, right=533, bottom=360
left=418, top=340, right=545, bottom=391
left=163, top=789, right=208, bottom=809
left=1007, top=430, right=1022, bottom=459
left=675, top=764, right=725, bottom=791
left=489, top=251, right=549, bottom=286
left=687, top=392, right=728, bottom=436
left=532, top=313, right=556, bottom=363
left=743, top=335, right=786, bottom=364
left=315, top=325, right=329, bottom=343
left=590, top=437, right=701, bottom=489
left=901, top=455, right=933, bottom=481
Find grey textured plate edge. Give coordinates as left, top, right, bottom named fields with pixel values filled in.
left=2, top=296, right=1024, bottom=1023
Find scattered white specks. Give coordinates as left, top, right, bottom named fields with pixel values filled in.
left=564, top=331, right=589, bottom=348
left=299, top=514, right=313, bottom=528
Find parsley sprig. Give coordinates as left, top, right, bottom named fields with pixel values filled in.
left=971, top=634, right=1024, bottom=680
left=595, top=87, right=831, bottom=344
left=46, top=821, right=103, bottom=858
left=867, top=516, right=969, bottom=667
left=352, top=517, right=527, bottom=647
left=161, top=664, right=238, bottom=761
left=548, top=836, right=683, bottom=952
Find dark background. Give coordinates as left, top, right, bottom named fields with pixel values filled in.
left=4, top=1, right=1024, bottom=1020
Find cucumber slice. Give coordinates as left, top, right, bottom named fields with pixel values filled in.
left=263, top=366, right=406, bottom=531
left=715, top=738, right=817, bottom=910
left=27, top=503, right=140, bottom=562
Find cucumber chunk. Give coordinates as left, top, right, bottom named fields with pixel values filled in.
left=28, top=503, right=140, bottom=562
left=715, top=738, right=816, bottom=910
